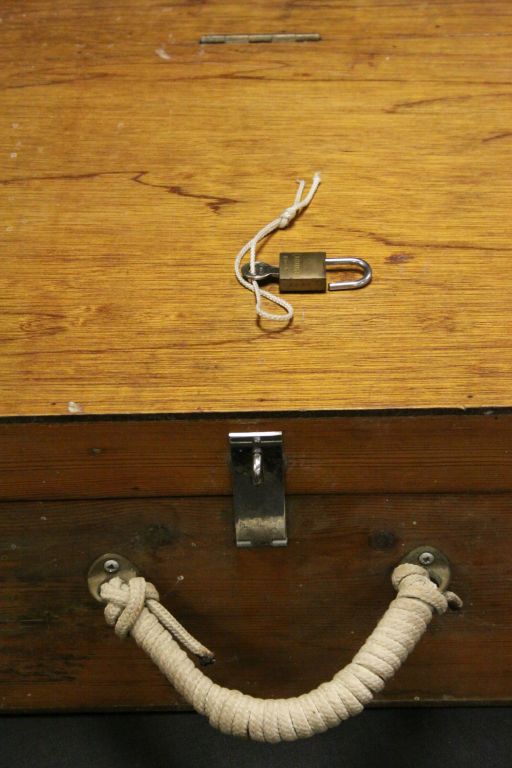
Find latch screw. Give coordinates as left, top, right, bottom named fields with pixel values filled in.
left=418, top=551, right=435, bottom=566
left=104, top=558, right=121, bottom=574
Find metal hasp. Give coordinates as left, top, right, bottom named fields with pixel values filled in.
left=229, top=431, right=287, bottom=548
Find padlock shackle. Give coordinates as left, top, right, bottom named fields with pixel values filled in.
left=326, top=257, right=373, bottom=291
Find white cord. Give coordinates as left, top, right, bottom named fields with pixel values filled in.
left=100, top=564, right=462, bottom=742
left=234, top=173, right=322, bottom=322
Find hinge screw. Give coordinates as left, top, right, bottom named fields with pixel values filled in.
left=418, top=551, right=435, bottom=566
left=104, top=558, right=120, bottom=574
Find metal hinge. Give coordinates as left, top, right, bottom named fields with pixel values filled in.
left=229, top=431, right=287, bottom=548
left=200, top=33, right=321, bottom=45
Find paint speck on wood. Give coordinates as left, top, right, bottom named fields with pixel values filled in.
left=155, top=47, right=171, bottom=61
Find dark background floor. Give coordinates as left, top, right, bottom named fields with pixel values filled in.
left=1, top=709, right=511, bottom=768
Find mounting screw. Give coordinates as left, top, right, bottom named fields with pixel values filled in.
left=88, top=553, right=139, bottom=602
left=401, top=546, right=450, bottom=592
left=418, top=551, right=435, bottom=566
left=103, top=558, right=120, bottom=574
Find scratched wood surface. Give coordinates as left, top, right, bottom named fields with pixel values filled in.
left=1, top=493, right=510, bottom=711
left=1, top=1, right=512, bottom=417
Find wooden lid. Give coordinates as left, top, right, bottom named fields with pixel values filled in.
left=1, top=2, right=510, bottom=417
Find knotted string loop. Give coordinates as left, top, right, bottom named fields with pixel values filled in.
left=234, top=173, right=321, bottom=322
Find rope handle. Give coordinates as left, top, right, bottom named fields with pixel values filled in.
left=99, top=563, right=461, bottom=743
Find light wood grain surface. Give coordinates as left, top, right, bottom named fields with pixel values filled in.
left=1, top=1, right=512, bottom=416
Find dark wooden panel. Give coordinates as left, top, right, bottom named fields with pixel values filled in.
left=0, top=411, right=510, bottom=501
left=0, top=493, right=510, bottom=711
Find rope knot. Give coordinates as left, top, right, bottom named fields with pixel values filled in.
left=391, top=563, right=462, bottom=615
left=100, top=575, right=159, bottom=638
left=278, top=205, right=298, bottom=229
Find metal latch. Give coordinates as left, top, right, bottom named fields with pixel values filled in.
left=229, top=431, right=287, bottom=548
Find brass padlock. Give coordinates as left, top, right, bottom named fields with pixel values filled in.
left=279, top=252, right=372, bottom=292
left=241, top=253, right=372, bottom=293
left=279, top=252, right=326, bottom=292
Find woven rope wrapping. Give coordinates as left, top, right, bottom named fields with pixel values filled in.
left=100, top=564, right=461, bottom=742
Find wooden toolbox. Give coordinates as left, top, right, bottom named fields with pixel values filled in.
left=1, top=0, right=512, bottom=720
